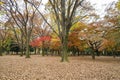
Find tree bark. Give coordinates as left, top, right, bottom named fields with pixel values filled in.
left=61, top=35, right=69, bottom=62
left=92, top=52, right=95, bottom=59
left=34, top=47, right=36, bottom=55
left=20, top=38, right=24, bottom=57
left=42, top=41, right=45, bottom=56
left=112, top=50, right=116, bottom=58
left=25, top=36, right=30, bottom=58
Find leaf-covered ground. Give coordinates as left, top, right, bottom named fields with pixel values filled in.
left=0, top=55, right=120, bottom=80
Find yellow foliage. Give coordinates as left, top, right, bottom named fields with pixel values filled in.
left=50, top=34, right=61, bottom=50
left=117, top=0, right=120, bottom=10
left=70, top=22, right=87, bottom=31
left=51, top=38, right=60, bottom=42
left=0, top=1, right=4, bottom=5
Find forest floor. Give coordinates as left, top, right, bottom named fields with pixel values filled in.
left=0, top=55, right=120, bottom=80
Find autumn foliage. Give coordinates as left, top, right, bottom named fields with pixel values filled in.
left=30, top=36, right=51, bottom=48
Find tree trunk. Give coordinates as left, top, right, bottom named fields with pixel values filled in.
left=61, top=36, right=68, bottom=62
left=92, top=52, right=95, bottom=60
left=61, top=45, right=68, bottom=62
left=0, top=44, right=3, bottom=56
left=78, top=51, right=80, bottom=56
left=38, top=48, right=41, bottom=54
left=20, top=34, right=24, bottom=57
left=0, top=53, right=2, bottom=56
left=34, top=47, right=36, bottom=55
left=0, top=48, right=2, bottom=56
left=42, top=48, right=45, bottom=56
left=20, top=46, right=24, bottom=57
left=20, top=51, right=24, bottom=57
left=96, top=50, right=100, bottom=56
left=42, top=41, right=45, bottom=56
left=112, top=50, right=115, bottom=58
left=25, top=37, right=30, bottom=58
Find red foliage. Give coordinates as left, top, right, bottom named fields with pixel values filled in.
left=30, top=36, right=51, bottom=47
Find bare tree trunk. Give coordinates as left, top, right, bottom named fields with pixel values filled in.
left=0, top=52, right=2, bottom=56
left=61, top=35, right=68, bottom=62
left=112, top=50, right=115, bottom=58
left=25, top=36, right=30, bottom=58
left=20, top=36, right=24, bottom=57
left=42, top=41, right=45, bottom=56
left=92, top=52, right=95, bottom=59
left=34, top=47, right=37, bottom=55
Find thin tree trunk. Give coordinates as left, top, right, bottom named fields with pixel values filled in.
left=20, top=50, right=24, bottom=56
left=78, top=51, right=80, bottom=56
left=92, top=52, right=95, bottom=59
left=0, top=50, right=2, bottom=56
left=20, top=39, right=24, bottom=57
left=42, top=41, right=45, bottom=56
left=37, top=48, right=39, bottom=55
left=112, top=50, right=115, bottom=58
left=20, top=45, right=23, bottom=56
left=34, top=47, right=36, bottom=55
left=0, top=53, right=2, bottom=56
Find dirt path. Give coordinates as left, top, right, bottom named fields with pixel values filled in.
left=0, top=55, right=120, bottom=80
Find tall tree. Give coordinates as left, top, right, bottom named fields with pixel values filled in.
left=27, top=0, right=93, bottom=62
left=0, top=22, right=13, bottom=55
left=103, top=0, right=120, bottom=57
left=0, top=0, right=39, bottom=58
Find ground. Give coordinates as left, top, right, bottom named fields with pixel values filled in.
left=0, top=55, right=120, bottom=80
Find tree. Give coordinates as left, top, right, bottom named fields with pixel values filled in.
left=0, top=21, right=13, bottom=56
left=68, top=22, right=87, bottom=56
left=78, top=22, right=106, bottom=59
left=5, top=18, right=25, bottom=56
left=50, top=33, right=61, bottom=56
left=1, top=0, right=40, bottom=58
left=31, top=19, right=52, bottom=55
left=30, top=36, right=51, bottom=56
left=102, top=1, right=120, bottom=57
left=27, top=0, right=93, bottom=62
